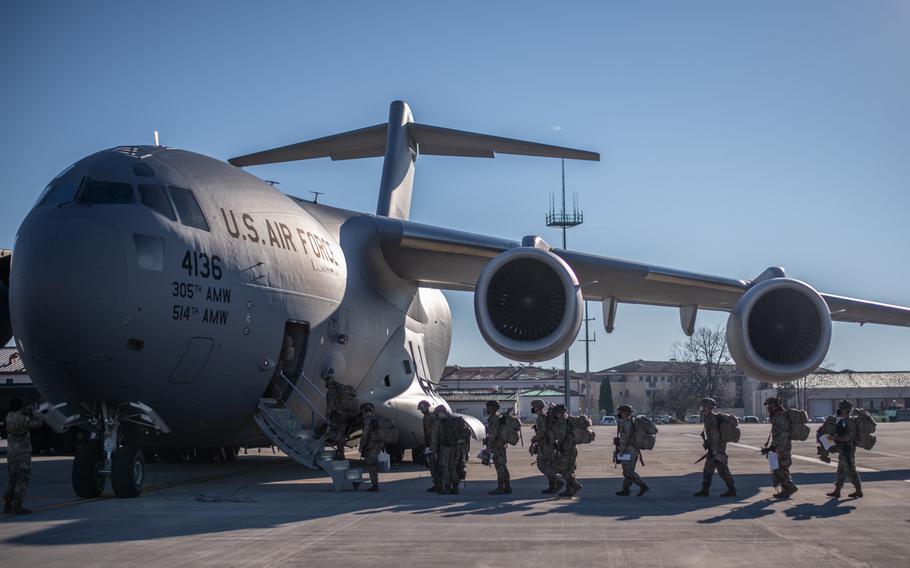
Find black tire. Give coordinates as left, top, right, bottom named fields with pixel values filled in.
left=72, top=444, right=106, bottom=498
left=112, top=445, right=145, bottom=498
left=223, top=446, right=239, bottom=461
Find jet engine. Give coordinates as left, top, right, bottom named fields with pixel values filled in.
left=474, top=247, right=583, bottom=362
left=726, top=277, right=832, bottom=382
left=1, top=250, right=11, bottom=346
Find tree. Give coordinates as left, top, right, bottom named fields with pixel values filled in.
left=668, top=326, right=735, bottom=414
left=599, top=377, right=615, bottom=415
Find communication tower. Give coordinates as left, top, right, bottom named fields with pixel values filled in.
left=546, top=160, right=584, bottom=412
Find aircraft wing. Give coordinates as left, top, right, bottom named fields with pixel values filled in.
left=374, top=217, right=910, bottom=328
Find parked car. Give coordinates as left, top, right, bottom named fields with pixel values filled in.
left=599, top=416, right=617, bottom=426
left=812, top=416, right=827, bottom=423
left=687, top=414, right=701, bottom=424
left=653, top=415, right=672, bottom=424
left=741, top=415, right=760, bottom=424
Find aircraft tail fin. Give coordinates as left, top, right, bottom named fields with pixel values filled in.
left=228, top=101, right=599, bottom=220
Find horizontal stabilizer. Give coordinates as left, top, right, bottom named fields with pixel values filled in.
left=229, top=122, right=599, bottom=167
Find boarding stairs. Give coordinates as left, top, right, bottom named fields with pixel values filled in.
left=254, top=372, right=363, bottom=492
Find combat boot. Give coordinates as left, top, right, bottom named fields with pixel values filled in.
left=366, top=483, right=379, bottom=492
left=826, top=484, right=843, bottom=498
left=12, top=502, right=31, bottom=515
left=2, top=498, right=11, bottom=514
left=488, top=480, right=506, bottom=495
left=503, top=480, right=512, bottom=494
left=848, top=482, right=863, bottom=499
left=564, top=480, right=582, bottom=498
left=450, top=484, right=459, bottom=495
left=615, top=488, right=631, bottom=496
left=636, top=482, right=649, bottom=497
left=693, top=486, right=710, bottom=497
left=541, top=481, right=558, bottom=494
left=427, top=483, right=442, bottom=493
left=720, top=486, right=737, bottom=498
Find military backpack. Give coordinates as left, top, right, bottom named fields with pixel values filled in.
left=500, top=413, right=522, bottom=446
left=717, top=413, right=741, bottom=444
left=852, top=409, right=877, bottom=450
left=335, top=384, right=360, bottom=414
left=439, top=416, right=469, bottom=446
left=372, top=415, right=399, bottom=444
left=568, top=415, right=596, bottom=444
left=632, top=415, right=658, bottom=450
left=785, top=408, right=811, bottom=441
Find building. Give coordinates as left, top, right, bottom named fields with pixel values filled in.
left=761, top=371, right=910, bottom=418
left=592, top=359, right=772, bottom=418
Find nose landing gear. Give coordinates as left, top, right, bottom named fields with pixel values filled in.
left=70, top=402, right=169, bottom=499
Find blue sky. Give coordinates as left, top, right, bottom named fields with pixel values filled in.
left=2, top=1, right=909, bottom=370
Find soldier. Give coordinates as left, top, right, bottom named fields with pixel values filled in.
left=826, top=399, right=863, bottom=499
left=324, top=368, right=358, bottom=460
left=418, top=400, right=442, bottom=493
left=529, top=399, right=561, bottom=494
left=484, top=400, right=511, bottom=495
left=359, top=403, right=388, bottom=492
left=3, top=398, right=43, bottom=515
left=548, top=404, right=582, bottom=498
left=615, top=404, right=649, bottom=496
left=763, top=397, right=798, bottom=499
left=431, top=406, right=464, bottom=495
left=693, top=397, right=737, bottom=497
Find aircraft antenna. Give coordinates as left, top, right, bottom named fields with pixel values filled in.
left=154, top=130, right=160, bottom=146
left=546, top=159, right=584, bottom=412
left=310, top=191, right=324, bottom=204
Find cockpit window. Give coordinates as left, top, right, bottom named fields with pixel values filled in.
left=38, top=181, right=80, bottom=207
left=138, top=184, right=177, bottom=221
left=79, top=179, right=136, bottom=205
left=168, top=186, right=209, bottom=231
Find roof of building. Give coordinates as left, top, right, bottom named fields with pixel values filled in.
left=800, top=371, right=910, bottom=389
left=518, top=388, right=577, bottom=397
left=441, top=365, right=585, bottom=382
left=0, top=347, right=26, bottom=375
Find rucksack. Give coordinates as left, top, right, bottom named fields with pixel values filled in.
left=852, top=409, right=877, bottom=450
left=786, top=408, right=810, bottom=441
left=568, top=415, right=596, bottom=444
left=335, top=384, right=359, bottom=414
left=373, top=415, right=399, bottom=444
left=717, top=414, right=741, bottom=444
left=439, top=416, right=461, bottom=446
left=499, top=413, right=521, bottom=446
left=632, top=416, right=658, bottom=450
left=816, top=416, right=837, bottom=438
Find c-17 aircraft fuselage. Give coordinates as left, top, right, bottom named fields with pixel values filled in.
left=7, top=101, right=910, bottom=498
left=11, top=146, right=454, bottom=451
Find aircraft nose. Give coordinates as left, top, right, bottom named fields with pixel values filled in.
left=12, top=216, right=127, bottom=363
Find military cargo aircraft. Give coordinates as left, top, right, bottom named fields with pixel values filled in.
left=3, top=101, right=909, bottom=498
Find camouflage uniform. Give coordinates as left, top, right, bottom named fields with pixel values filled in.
left=486, top=410, right=511, bottom=494
left=431, top=414, right=464, bottom=494
left=825, top=406, right=862, bottom=498
left=769, top=410, right=798, bottom=496
left=532, top=409, right=560, bottom=492
left=699, top=411, right=736, bottom=494
left=422, top=409, right=441, bottom=490
left=325, top=378, right=358, bottom=459
left=4, top=408, right=42, bottom=513
left=616, top=416, right=646, bottom=494
left=359, top=410, right=389, bottom=490
left=548, top=412, right=581, bottom=497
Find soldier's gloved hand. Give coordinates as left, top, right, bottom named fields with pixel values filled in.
left=760, top=447, right=771, bottom=456
left=702, top=441, right=710, bottom=450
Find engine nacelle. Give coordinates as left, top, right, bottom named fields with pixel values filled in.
left=726, top=277, right=832, bottom=382
left=474, top=247, right=583, bottom=362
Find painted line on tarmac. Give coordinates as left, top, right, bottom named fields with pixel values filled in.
left=681, top=433, right=878, bottom=473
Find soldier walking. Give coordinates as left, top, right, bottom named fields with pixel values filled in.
left=484, top=400, right=511, bottom=495
left=763, top=397, right=798, bottom=499
left=431, top=406, right=466, bottom=495
left=549, top=404, right=582, bottom=498
left=3, top=398, right=43, bottom=515
left=324, top=368, right=359, bottom=460
left=693, top=397, right=737, bottom=497
left=529, top=399, right=561, bottom=494
left=359, top=403, right=388, bottom=492
left=418, top=400, right=442, bottom=493
left=826, top=399, right=863, bottom=499
left=615, top=405, right=649, bottom=496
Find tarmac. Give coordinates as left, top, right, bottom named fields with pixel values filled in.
left=1, top=422, right=909, bottom=567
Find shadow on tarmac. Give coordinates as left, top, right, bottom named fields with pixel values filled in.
left=3, top=458, right=908, bottom=546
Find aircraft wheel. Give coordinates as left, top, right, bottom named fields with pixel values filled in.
left=72, top=444, right=106, bottom=498
left=223, top=446, right=239, bottom=461
left=112, top=445, right=145, bottom=498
